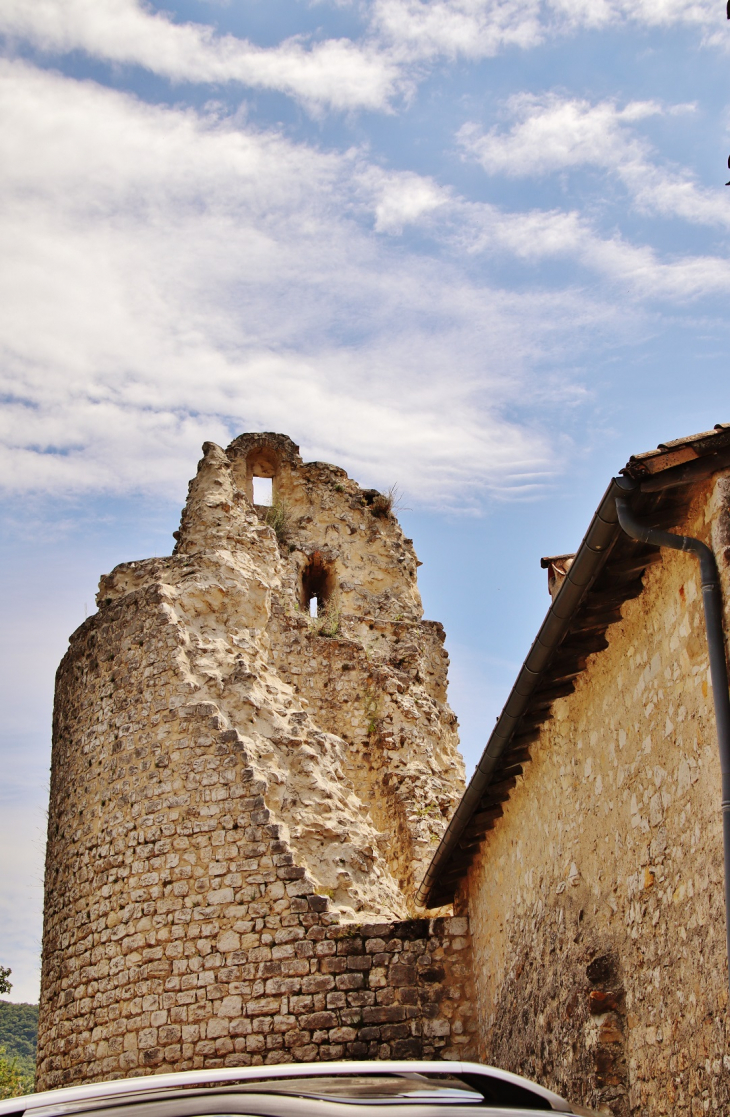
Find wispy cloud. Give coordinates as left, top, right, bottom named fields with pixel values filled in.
left=458, top=94, right=664, bottom=174
left=0, top=60, right=565, bottom=507
left=457, top=202, right=730, bottom=297
left=0, top=0, right=402, bottom=111
left=372, top=0, right=544, bottom=60
left=458, top=93, right=730, bottom=230
left=356, top=166, right=453, bottom=232
left=0, top=0, right=724, bottom=116
left=371, top=0, right=718, bottom=62
left=1, top=63, right=726, bottom=507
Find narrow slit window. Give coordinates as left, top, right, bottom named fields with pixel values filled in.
left=301, top=553, right=332, bottom=618
left=252, top=476, right=273, bottom=506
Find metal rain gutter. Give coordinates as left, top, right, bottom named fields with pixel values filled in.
left=415, top=475, right=634, bottom=908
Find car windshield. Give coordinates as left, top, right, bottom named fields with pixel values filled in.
left=26, top=1072, right=555, bottom=1117
left=230, top=1075, right=482, bottom=1104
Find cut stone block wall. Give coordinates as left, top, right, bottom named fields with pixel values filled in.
left=460, top=473, right=730, bottom=1117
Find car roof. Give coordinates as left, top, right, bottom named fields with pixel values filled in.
left=0, top=1062, right=571, bottom=1115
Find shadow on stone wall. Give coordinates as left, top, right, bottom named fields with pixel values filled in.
left=486, top=911, right=628, bottom=1117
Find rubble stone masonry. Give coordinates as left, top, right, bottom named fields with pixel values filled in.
left=37, top=434, right=472, bottom=1088
left=459, top=472, right=730, bottom=1117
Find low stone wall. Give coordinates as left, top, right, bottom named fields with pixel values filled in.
left=38, top=737, right=475, bottom=1087
left=222, top=915, right=476, bottom=1066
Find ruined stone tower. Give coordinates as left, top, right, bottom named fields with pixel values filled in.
left=38, top=433, right=471, bottom=1086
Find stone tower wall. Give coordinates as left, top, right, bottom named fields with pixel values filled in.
left=38, top=433, right=469, bottom=1087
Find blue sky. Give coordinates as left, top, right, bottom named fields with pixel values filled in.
left=0, top=0, right=728, bottom=1003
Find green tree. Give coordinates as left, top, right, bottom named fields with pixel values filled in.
left=0, top=969, right=37, bottom=1097
left=0, top=1047, right=33, bottom=1100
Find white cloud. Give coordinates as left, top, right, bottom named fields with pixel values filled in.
left=457, top=201, right=730, bottom=297
left=372, top=0, right=544, bottom=60
left=458, top=93, right=730, bottom=231
left=0, top=60, right=569, bottom=507
left=0, top=0, right=402, bottom=111
left=547, top=0, right=716, bottom=31
left=458, top=93, right=661, bottom=174
left=371, top=0, right=718, bottom=62
left=1, top=63, right=726, bottom=511
left=0, top=0, right=724, bottom=118
left=358, top=166, right=452, bottom=232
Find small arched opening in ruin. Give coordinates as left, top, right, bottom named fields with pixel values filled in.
left=239, top=446, right=279, bottom=506
left=301, top=552, right=335, bottom=618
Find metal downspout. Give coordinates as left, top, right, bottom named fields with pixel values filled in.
left=615, top=492, right=730, bottom=993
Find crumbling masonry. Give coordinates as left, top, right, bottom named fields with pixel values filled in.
left=37, top=433, right=476, bottom=1087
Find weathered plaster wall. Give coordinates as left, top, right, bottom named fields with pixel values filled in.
left=461, top=473, right=730, bottom=1117
left=38, top=433, right=468, bottom=1088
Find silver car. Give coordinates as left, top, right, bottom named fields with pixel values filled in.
left=0, top=1061, right=599, bottom=1117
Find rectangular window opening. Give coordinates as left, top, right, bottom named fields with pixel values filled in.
left=253, top=476, right=273, bottom=506
left=309, top=596, right=318, bottom=618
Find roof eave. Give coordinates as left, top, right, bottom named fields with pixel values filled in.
left=418, top=424, right=730, bottom=909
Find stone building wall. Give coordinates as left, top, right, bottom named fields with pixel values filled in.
left=38, top=433, right=469, bottom=1088
left=459, top=473, right=730, bottom=1117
